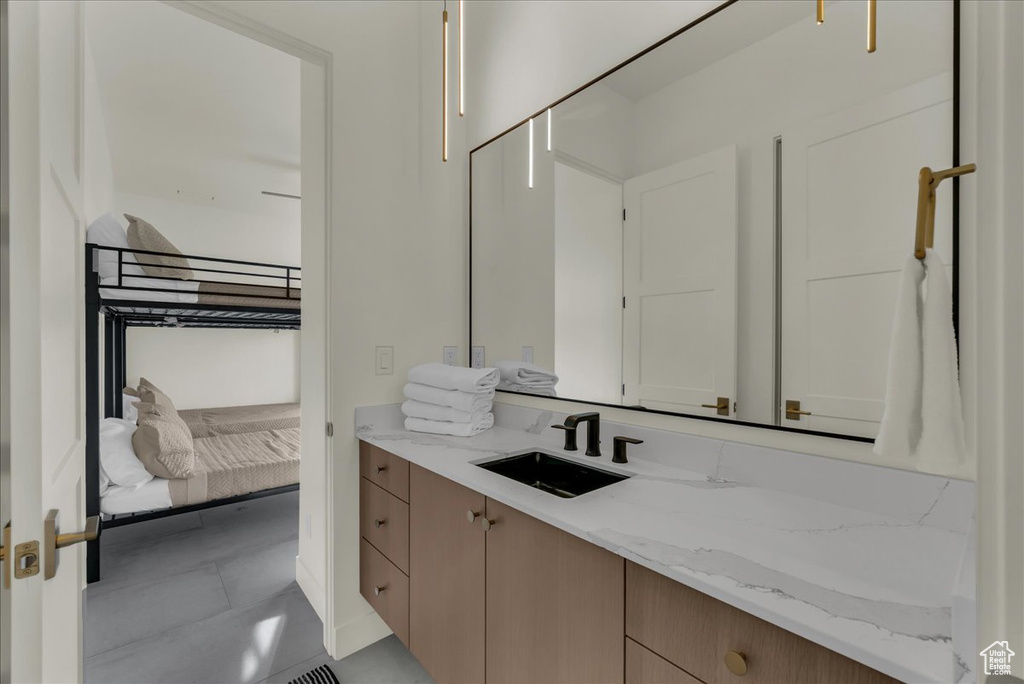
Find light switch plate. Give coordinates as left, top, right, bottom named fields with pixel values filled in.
left=521, top=346, right=534, bottom=363
left=375, top=346, right=394, bottom=375
left=443, top=346, right=458, bottom=366
left=471, top=346, right=485, bottom=369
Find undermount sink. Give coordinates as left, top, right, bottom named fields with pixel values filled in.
left=476, top=451, right=629, bottom=498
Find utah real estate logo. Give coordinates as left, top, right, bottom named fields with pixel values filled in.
left=980, top=641, right=1015, bottom=676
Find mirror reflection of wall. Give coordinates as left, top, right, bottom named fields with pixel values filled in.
left=471, top=0, right=955, bottom=440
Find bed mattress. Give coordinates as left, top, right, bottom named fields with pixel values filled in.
left=178, top=402, right=301, bottom=438
left=99, top=277, right=301, bottom=310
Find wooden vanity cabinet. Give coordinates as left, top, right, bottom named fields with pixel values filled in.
left=484, top=498, right=625, bottom=684
left=408, top=464, right=486, bottom=684
left=625, top=561, right=899, bottom=684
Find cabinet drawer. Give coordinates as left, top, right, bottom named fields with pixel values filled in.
left=626, top=638, right=703, bottom=684
left=360, top=441, right=409, bottom=502
left=360, top=538, right=409, bottom=646
left=360, top=477, right=410, bottom=574
left=625, top=562, right=898, bottom=684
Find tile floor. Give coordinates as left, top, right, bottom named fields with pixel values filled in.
left=85, top=491, right=433, bottom=684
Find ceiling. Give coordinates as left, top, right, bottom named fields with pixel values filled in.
left=85, top=1, right=301, bottom=218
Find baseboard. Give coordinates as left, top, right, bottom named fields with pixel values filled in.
left=295, top=555, right=326, bottom=622
left=329, top=609, right=392, bottom=660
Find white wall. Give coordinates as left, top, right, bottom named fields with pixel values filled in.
left=83, top=33, right=114, bottom=224
left=113, top=192, right=301, bottom=409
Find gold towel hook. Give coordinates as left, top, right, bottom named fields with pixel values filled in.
left=914, top=163, right=976, bottom=260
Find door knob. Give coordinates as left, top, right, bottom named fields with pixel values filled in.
left=701, top=397, right=730, bottom=416
left=724, top=650, right=748, bottom=676
left=44, top=510, right=100, bottom=580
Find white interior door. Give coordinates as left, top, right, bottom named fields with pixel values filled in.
left=623, top=145, right=738, bottom=416
left=5, top=1, right=88, bottom=682
left=780, top=74, right=953, bottom=437
left=554, top=160, right=622, bottom=404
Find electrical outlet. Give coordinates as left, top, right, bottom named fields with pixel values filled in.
left=443, top=346, right=458, bottom=366
left=471, top=346, right=485, bottom=369
left=375, top=346, right=394, bottom=375
left=521, top=346, right=534, bottom=363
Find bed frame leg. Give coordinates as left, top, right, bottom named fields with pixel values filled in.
left=85, top=252, right=102, bottom=583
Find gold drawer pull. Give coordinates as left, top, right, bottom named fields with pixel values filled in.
left=375, top=464, right=387, bottom=474
left=724, top=650, right=748, bottom=676
left=481, top=518, right=496, bottom=531
left=373, top=518, right=386, bottom=529
left=466, top=510, right=480, bottom=523
left=374, top=585, right=386, bottom=596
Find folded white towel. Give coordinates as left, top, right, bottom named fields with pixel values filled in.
left=407, top=362, right=499, bottom=393
left=404, top=383, right=495, bottom=413
left=874, top=255, right=925, bottom=459
left=915, top=250, right=967, bottom=469
left=495, top=360, right=558, bottom=386
left=404, top=414, right=494, bottom=437
left=497, top=381, right=557, bottom=397
left=402, top=399, right=491, bottom=424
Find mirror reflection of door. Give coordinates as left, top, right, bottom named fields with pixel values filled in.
left=781, top=75, right=953, bottom=437
left=622, top=147, right=738, bottom=416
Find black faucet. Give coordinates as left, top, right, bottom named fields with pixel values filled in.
left=553, top=412, right=601, bottom=457
left=612, top=436, right=643, bottom=464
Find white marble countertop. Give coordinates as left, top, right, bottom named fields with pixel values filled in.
left=356, top=412, right=966, bottom=684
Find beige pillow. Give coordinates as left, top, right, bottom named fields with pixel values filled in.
left=132, top=402, right=196, bottom=479
left=124, top=214, right=194, bottom=280
left=137, top=377, right=175, bottom=410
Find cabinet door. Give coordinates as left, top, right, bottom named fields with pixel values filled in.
left=485, top=498, right=625, bottom=684
left=409, top=465, right=486, bottom=684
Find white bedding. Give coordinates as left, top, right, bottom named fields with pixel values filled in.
left=100, top=478, right=172, bottom=516
left=100, top=275, right=199, bottom=304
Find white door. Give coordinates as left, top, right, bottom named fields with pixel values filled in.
left=781, top=74, right=953, bottom=437
left=4, top=1, right=89, bottom=682
left=622, top=146, right=738, bottom=416
left=554, top=161, right=622, bottom=404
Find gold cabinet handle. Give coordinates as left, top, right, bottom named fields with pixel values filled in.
left=724, top=650, right=748, bottom=676
left=374, top=585, right=386, bottom=596
left=375, top=464, right=387, bottom=474
left=373, top=518, right=386, bottom=529
left=481, top=518, right=497, bottom=531
left=784, top=400, right=811, bottom=420
left=44, top=511, right=100, bottom=580
left=701, top=397, right=731, bottom=416
left=466, top=510, right=480, bottom=523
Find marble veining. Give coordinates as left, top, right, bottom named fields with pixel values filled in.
left=354, top=403, right=973, bottom=684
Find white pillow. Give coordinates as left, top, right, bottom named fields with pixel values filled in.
left=86, top=213, right=145, bottom=280
left=99, top=417, right=153, bottom=490
left=122, top=389, right=139, bottom=424
left=99, top=462, right=111, bottom=494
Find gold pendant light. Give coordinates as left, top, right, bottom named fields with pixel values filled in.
left=459, top=0, right=464, bottom=117
left=442, top=2, right=449, bottom=162
left=867, top=0, right=877, bottom=53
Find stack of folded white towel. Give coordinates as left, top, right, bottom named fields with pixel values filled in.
left=495, top=360, right=559, bottom=397
left=402, top=363, right=499, bottom=437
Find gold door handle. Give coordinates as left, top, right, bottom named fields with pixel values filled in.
left=44, top=510, right=100, bottom=580
left=785, top=400, right=812, bottom=420
left=701, top=397, right=730, bottom=416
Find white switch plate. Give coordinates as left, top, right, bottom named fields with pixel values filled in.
left=471, top=346, right=485, bottom=369
left=443, top=346, right=458, bottom=366
left=521, top=346, right=534, bottom=363
left=375, top=346, right=394, bottom=375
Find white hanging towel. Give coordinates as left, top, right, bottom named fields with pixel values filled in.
left=915, top=250, right=968, bottom=469
left=874, top=256, right=925, bottom=459
left=874, top=250, right=967, bottom=469
left=407, top=362, right=499, bottom=393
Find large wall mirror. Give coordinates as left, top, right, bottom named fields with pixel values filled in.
left=470, top=0, right=958, bottom=440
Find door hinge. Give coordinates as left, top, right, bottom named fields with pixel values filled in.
left=622, top=208, right=626, bottom=221
left=326, top=421, right=334, bottom=437
left=622, top=383, right=626, bottom=396
left=622, top=296, right=626, bottom=308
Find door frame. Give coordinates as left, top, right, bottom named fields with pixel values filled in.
left=160, top=0, right=338, bottom=651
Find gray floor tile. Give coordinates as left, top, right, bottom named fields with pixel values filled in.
left=85, top=563, right=231, bottom=657
left=260, top=636, right=434, bottom=684
left=86, top=586, right=324, bottom=684
left=101, top=512, right=204, bottom=549
left=218, top=538, right=300, bottom=609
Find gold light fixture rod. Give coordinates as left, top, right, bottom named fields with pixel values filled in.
left=914, top=164, right=976, bottom=259
left=867, top=0, right=877, bottom=52
left=817, top=0, right=824, bottom=25
left=442, top=5, right=449, bottom=162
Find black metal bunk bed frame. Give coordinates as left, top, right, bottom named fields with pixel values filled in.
left=85, top=243, right=301, bottom=583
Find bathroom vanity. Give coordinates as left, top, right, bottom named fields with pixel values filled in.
left=355, top=404, right=973, bottom=684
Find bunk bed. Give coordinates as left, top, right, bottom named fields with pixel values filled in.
left=84, top=240, right=302, bottom=583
